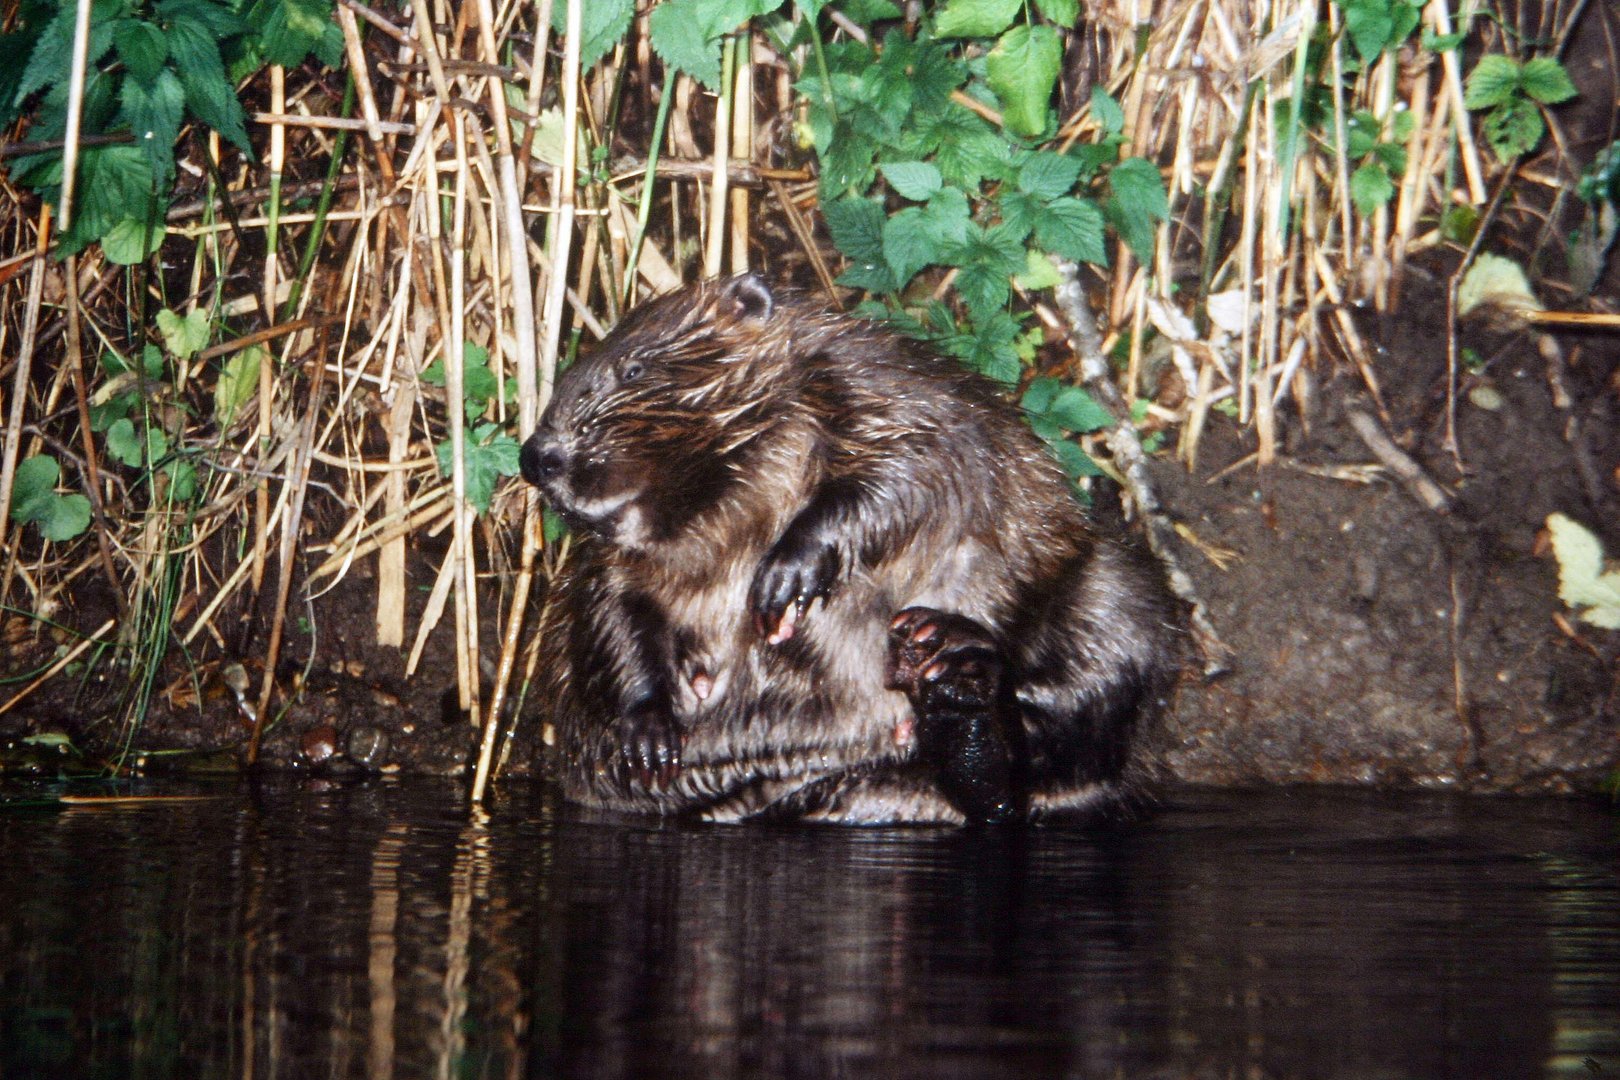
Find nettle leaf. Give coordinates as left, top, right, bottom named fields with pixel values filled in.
left=986, top=24, right=1060, bottom=137
left=114, top=19, right=167, bottom=83
left=549, top=0, right=633, bottom=70
left=1034, top=0, right=1079, bottom=26
left=1519, top=56, right=1577, bottom=105
left=436, top=425, right=521, bottom=516
left=215, top=344, right=264, bottom=427
left=157, top=307, right=210, bottom=359
left=1464, top=54, right=1521, bottom=110
left=881, top=161, right=943, bottom=201
left=1546, top=513, right=1620, bottom=629
left=818, top=124, right=878, bottom=199
left=918, top=108, right=1009, bottom=188
left=1107, top=156, right=1168, bottom=263
left=119, top=68, right=184, bottom=176
left=158, top=0, right=246, bottom=38
left=883, top=206, right=945, bottom=285
left=1349, top=160, right=1395, bottom=214
left=1483, top=96, right=1544, bottom=162
left=1018, top=150, right=1082, bottom=200
left=649, top=0, right=775, bottom=89
left=824, top=196, right=896, bottom=292
left=934, top=0, right=1021, bottom=39
left=1035, top=196, right=1107, bottom=265
left=1089, top=85, right=1124, bottom=135
left=1015, top=248, right=1061, bottom=289
left=101, top=214, right=167, bottom=264
left=67, top=145, right=156, bottom=252
left=16, top=3, right=116, bottom=107
left=692, top=10, right=751, bottom=85
left=1341, top=0, right=1394, bottom=61
left=247, top=0, right=339, bottom=68
left=167, top=18, right=249, bottom=150
left=947, top=222, right=1025, bottom=320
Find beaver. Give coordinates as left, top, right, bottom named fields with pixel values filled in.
left=519, top=273, right=1179, bottom=824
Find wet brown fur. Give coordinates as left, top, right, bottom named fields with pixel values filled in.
left=523, top=275, right=1179, bottom=824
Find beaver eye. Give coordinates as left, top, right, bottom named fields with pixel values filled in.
left=618, top=359, right=644, bottom=383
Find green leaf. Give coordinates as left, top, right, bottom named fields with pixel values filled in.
left=1046, top=385, right=1112, bottom=432
left=947, top=221, right=1025, bottom=321
left=1341, top=0, right=1393, bottom=61
left=1107, top=156, right=1168, bottom=263
left=1015, top=248, right=1061, bottom=289
left=1089, top=85, right=1124, bottom=135
left=934, top=0, right=1021, bottom=39
left=1035, top=196, right=1107, bottom=265
left=10, top=455, right=62, bottom=521
left=918, top=107, right=1008, bottom=188
left=247, top=0, right=339, bottom=68
left=1349, top=160, right=1395, bottom=214
left=1519, top=56, right=1577, bottom=105
left=162, top=459, right=198, bottom=502
left=818, top=125, right=878, bottom=199
left=167, top=18, right=250, bottom=150
left=157, top=307, right=210, bottom=359
left=157, top=0, right=247, bottom=39
left=215, top=344, right=264, bottom=426
left=550, top=0, right=633, bottom=69
left=880, top=161, right=943, bottom=201
left=1048, top=437, right=1103, bottom=480
left=835, top=0, right=903, bottom=20
left=119, top=67, right=185, bottom=176
left=114, top=20, right=168, bottom=83
left=1464, top=54, right=1521, bottom=110
left=648, top=0, right=774, bottom=89
left=1034, top=0, right=1079, bottom=26
left=883, top=206, right=945, bottom=286
left=1018, top=151, right=1082, bottom=199
left=1482, top=96, right=1544, bottom=162
left=106, top=418, right=144, bottom=467
left=101, top=215, right=167, bottom=264
left=823, top=195, right=887, bottom=264
left=1546, top=513, right=1620, bottom=628
left=986, top=24, right=1061, bottom=137
left=436, top=427, right=521, bottom=515
left=65, top=145, right=157, bottom=253
left=17, top=5, right=116, bottom=107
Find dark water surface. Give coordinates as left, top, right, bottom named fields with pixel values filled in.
left=1, top=781, right=1616, bottom=1079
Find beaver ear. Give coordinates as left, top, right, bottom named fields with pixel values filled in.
left=720, top=273, right=775, bottom=322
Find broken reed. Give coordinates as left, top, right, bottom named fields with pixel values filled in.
left=0, top=0, right=1586, bottom=776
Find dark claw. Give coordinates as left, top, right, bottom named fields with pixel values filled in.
left=613, top=702, right=683, bottom=792
left=749, top=533, right=840, bottom=644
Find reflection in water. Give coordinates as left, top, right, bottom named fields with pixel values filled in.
left=0, top=782, right=1616, bottom=1079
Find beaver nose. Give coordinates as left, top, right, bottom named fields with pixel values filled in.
left=520, top=434, right=568, bottom=487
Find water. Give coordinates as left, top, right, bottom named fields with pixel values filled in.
left=1, top=781, right=1616, bottom=1079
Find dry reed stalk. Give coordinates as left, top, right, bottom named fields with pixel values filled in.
left=729, top=37, right=754, bottom=275
left=0, top=209, right=50, bottom=564
left=705, top=35, right=738, bottom=277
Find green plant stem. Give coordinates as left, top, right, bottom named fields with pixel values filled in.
left=623, top=69, right=676, bottom=303
left=282, top=76, right=358, bottom=322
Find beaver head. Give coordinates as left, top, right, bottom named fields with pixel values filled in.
left=520, top=274, right=789, bottom=549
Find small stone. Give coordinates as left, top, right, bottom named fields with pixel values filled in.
left=300, top=725, right=340, bottom=765
left=346, top=725, right=390, bottom=768
left=1467, top=383, right=1504, bottom=411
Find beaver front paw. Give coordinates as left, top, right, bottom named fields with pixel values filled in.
left=884, top=607, right=1004, bottom=713
left=611, top=701, right=684, bottom=791
left=748, top=532, right=841, bottom=645
left=885, top=607, right=1019, bottom=825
